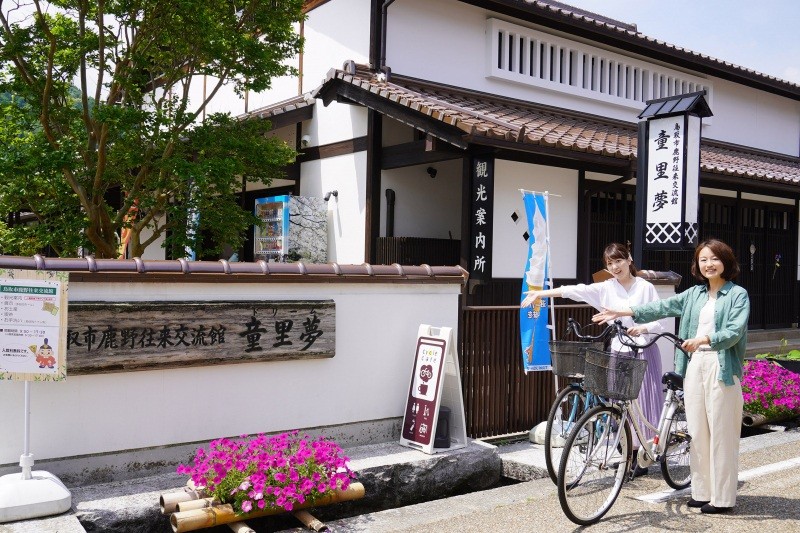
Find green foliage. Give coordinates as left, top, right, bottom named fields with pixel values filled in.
left=0, top=0, right=303, bottom=258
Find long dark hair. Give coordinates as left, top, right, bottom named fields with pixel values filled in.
left=603, top=243, right=638, bottom=277
left=691, top=239, right=740, bottom=282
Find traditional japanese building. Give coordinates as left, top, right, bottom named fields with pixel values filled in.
left=148, top=0, right=800, bottom=436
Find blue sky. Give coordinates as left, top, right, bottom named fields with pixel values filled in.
left=558, top=0, right=800, bottom=84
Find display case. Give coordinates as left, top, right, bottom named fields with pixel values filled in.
left=254, top=195, right=327, bottom=263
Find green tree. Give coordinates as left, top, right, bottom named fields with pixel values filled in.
left=0, top=0, right=303, bottom=258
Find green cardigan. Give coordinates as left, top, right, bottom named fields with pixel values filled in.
left=631, top=280, right=750, bottom=386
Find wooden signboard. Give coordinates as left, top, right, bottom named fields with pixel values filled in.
left=0, top=269, right=69, bottom=382
left=399, top=325, right=467, bottom=454
left=65, top=301, right=334, bottom=374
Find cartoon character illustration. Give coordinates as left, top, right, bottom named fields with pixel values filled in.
left=35, top=339, right=56, bottom=369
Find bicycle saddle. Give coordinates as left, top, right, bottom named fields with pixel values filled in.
left=661, top=371, right=684, bottom=390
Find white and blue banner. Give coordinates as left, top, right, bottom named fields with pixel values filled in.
left=519, top=191, right=552, bottom=372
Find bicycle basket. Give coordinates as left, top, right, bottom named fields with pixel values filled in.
left=583, top=348, right=648, bottom=400
left=549, top=341, right=603, bottom=378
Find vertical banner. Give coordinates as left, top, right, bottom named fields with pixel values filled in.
left=0, top=269, right=68, bottom=381
left=519, top=191, right=552, bottom=372
left=469, top=156, right=494, bottom=280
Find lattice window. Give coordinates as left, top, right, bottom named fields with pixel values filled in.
left=488, top=18, right=713, bottom=113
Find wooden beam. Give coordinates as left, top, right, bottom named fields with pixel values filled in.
left=381, top=140, right=463, bottom=169
left=296, top=137, right=368, bottom=163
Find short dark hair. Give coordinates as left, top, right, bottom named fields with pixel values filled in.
left=603, top=243, right=638, bottom=277
left=691, top=239, right=740, bottom=282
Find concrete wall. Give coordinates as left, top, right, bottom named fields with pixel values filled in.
left=0, top=277, right=462, bottom=477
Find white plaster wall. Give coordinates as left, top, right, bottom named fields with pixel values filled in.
left=300, top=151, right=368, bottom=264
left=307, top=100, right=369, bottom=147
left=702, top=78, right=800, bottom=155
left=492, top=161, right=579, bottom=279
left=302, top=0, right=371, bottom=93
left=381, top=161, right=462, bottom=239
left=0, top=280, right=461, bottom=463
left=386, top=0, right=799, bottom=155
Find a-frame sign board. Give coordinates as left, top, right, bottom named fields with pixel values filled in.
left=399, top=325, right=467, bottom=454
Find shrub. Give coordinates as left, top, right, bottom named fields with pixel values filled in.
left=742, top=360, right=800, bottom=420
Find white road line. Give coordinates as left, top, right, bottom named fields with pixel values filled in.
left=636, top=456, right=800, bottom=503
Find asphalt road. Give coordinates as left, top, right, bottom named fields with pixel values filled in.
left=319, top=428, right=800, bottom=533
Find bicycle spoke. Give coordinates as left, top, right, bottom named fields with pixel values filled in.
left=660, top=404, right=692, bottom=489
left=545, top=387, right=588, bottom=483
left=557, top=405, right=630, bottom=526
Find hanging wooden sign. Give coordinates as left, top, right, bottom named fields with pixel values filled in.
left=65, top=301, right=335, bottom=374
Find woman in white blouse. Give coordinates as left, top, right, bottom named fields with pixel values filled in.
left=521, top=243, right=665, bottom=476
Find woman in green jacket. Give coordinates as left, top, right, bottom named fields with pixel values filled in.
left=593, top=239, right=749, bottom=515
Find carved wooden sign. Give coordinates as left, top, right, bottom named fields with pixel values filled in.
left=65, top=301, right=335, bottom=375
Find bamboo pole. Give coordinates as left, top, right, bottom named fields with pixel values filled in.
left=170, top=482, right=365, bottom=533
left=227, top=522, right=255, bottom=533
left=742, top=411, right=796, bottom=427
left=175, top=497, right=217, bottom=512
left=293, top=510, right=328, bottom=532
left=161, top=486, right=206, bottom=514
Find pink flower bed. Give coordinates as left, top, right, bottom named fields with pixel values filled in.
left=742, top=360, right=800, bottom=420
left=178, top=431, right=356, bottom=514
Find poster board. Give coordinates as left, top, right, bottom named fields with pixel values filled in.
left=399, top=325, right=467, bottom=454
left=0, top=269, right=68, bottom=381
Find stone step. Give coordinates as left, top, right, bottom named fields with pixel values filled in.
left=746, top=338, right=800, bottom=358
left=747, top=328, right=800, bottom=344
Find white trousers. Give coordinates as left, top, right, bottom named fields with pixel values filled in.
left=684, top=351, right=743, bottom=507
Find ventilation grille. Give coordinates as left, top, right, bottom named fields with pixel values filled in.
left=487, top=19, right=712, bottom=111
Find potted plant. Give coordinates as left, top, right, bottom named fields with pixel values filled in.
left=741, top=359, right=800, bottom=427
left=752, top=340, right=800, bottom=375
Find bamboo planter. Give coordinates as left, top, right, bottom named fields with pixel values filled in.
left=742, top=410, right=799, bottom=427
left=160, top=482, right=365, bottom=533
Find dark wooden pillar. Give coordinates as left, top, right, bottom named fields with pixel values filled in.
left=365, top=110, right=383, bottom=264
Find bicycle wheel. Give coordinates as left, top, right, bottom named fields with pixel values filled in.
left=557, top=405, right=631, bottom=526
left=660, top=403, right=691, bottom=489
left=544, top=385, right=587, bottom=484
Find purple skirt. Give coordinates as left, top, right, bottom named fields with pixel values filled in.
left=613, top=344, right=663, bottom=448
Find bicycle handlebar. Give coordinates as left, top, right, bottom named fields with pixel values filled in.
left=611, top=319, right=688, bottom=355
left=564, top=318, right=613, bottom=342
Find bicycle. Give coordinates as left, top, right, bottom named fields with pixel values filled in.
left=543, top=318, right=611, bottom=484
left=556, top=322, right=691, bottom=525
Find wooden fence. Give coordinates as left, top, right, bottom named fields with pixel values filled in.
left=458, top=303, right=598, bottom=438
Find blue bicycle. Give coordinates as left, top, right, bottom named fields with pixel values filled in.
left=543, top=318, right=612, bottom=484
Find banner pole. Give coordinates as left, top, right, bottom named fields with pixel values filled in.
left=543, top=192, right=558, bottom=399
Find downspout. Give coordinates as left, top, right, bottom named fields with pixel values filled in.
left=385, top=189, right=396, bottom=237
left=380, top=0, right=397, bottom=71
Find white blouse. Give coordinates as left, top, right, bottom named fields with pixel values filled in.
left=561, top=277, right=666, bottom=352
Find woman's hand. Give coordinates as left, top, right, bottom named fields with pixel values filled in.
left=592, top=309, right=620, bottom=324
left=626, top=325, right=648, bottom=337
left=681, top=336, right=708, bottom=353
left=521, top=291, right=543, bottom=309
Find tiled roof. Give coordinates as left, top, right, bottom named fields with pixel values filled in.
left=317, top=66, right=800, bottom=186
left=517, top=1, right=799, bottom=95
left=0, top=255, right=467, bottom=282
left=237, top=93, right=315, bottom=122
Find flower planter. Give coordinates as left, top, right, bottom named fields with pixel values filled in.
left=161, top=482, right=365, bottom=533
left=768, top=357, right=800, bottom=376
left=741, top=411, right=798, bottom=427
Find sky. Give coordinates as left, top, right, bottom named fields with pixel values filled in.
left=555, top=0, right=800, bottom=85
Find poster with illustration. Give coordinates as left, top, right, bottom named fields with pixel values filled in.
left=519, top=191, right=553, bottom=372
left=0, top=269, right=68, bottom=381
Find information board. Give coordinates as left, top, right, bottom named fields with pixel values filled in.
left=0, top=269, right=68, bottom=381
left=399, top=325, right=467, bottom=454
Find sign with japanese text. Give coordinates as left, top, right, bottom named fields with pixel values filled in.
left=644, top=114, right=700, bottom=249
left=469, top=156, right=494, bottom=280
left=0, top=269, right=69, bottom=382
left=64, top=301, right=334, bottom=374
